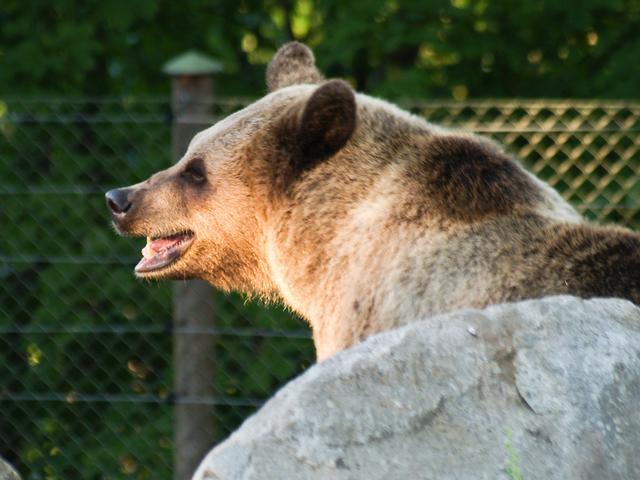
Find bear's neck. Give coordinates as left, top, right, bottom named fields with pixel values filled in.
left=265, top=236, right=369, bottom=360
left=265, top=180, right=442, bottom=360
left=266, top=205, right=582, bottom=361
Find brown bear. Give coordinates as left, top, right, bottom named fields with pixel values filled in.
left=107, top=42, right=640, bottom=360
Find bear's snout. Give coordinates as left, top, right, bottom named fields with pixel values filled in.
left=105, top=187, right=133, bottom=216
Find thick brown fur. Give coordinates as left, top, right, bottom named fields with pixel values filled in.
left=109, top=42, right=640, bottom=360
left=266, top=41, right=324, bottom=92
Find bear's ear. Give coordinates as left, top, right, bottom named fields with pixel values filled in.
left=287, top=79, right=357, bottom=170
left=266, top=42, right=324, bottom=92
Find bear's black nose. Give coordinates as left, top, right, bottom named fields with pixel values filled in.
left=105, top=188, right=132, bottom=215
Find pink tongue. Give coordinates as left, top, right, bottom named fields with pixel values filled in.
left=150, top=237, right=180, bottom=251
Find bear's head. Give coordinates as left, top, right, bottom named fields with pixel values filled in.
left=106, top=42, right=358, bottom=295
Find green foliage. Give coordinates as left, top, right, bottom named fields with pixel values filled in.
left=1, top=0, right=640, bottom=98
left=504, top=428, right=523, bottom=480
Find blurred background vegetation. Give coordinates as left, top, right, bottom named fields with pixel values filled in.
left=1, top=1, right=639, bottom=479
left=2, top=0, right=640, bottom=98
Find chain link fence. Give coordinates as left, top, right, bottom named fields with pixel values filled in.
left=1, top=97, right=639, bottom=479
left=407, top=100, right=640, bottom=226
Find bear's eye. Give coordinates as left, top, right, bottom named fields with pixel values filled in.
left=181, top=158, right=206, bottom=184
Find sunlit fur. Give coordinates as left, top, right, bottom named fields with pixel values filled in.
left=112, top=42, right=640, bottom=361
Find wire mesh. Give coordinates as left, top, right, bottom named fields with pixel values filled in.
left=1, top=97, right=639, bottom=479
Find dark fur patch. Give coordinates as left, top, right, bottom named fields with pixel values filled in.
left=541, top=225, right=640, bottom=304
left=408, top=134, right=544, bottom=221
left=297, top=80, right=357, bottom=165
left=269, top=80, right=357, bottom=190
left=266, top=42, right=324, bottom=92
left=355, top=297, right=376, bottom=341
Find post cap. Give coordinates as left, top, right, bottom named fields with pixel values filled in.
left=163, top=51, right=223, bottom=76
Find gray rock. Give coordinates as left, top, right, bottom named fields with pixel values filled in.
left=0, top=458, right=20, bottom=480
left=193, top=296, right=640, bottom=480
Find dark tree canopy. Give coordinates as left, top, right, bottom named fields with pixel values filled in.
left=1, top=0, right=639, bottom=98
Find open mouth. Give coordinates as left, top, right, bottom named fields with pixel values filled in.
left=135, top=231, right=195, bottom=274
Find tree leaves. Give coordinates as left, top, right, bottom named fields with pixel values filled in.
left=2, top=0, right=639, bottom=98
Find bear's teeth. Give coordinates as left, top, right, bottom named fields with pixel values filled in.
left=141, top=236, right=155, bottom=259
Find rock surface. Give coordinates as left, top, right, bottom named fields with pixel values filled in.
left=193, top=296, right=640, bottom=480
left=0, top=458, right=20, bottom=480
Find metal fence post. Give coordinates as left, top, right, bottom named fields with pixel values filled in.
left=163, top=51, right=223, bottom=480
